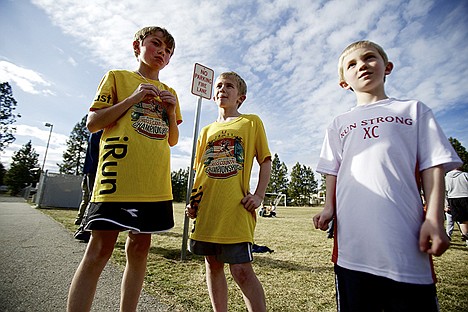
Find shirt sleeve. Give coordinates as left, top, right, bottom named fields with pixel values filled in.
left=416, top=103, right=462, bottom=172
left=316, top=125, right=341, bottom=176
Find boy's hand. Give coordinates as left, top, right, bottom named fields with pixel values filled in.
left=158, top=90, right=177, bottom=116
left=131, top=83, right=161, bottom=104
left=241, top=193, right=262, bottom=213
left=419, top=218, right=450, bottom=256
left=185, top=203, right=198, bottom=219
left=313, top=208, right=334, bottom=231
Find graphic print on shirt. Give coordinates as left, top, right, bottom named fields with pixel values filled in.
left=131, top=100, right=169, bottom=139
left=203, top=131, right=244, bottom=179
left=340, top=115, right=413, bottom=140
left=99, top=136, right=128, bottom=195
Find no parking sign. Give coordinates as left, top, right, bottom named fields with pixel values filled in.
left=191, top=63, right=214, bottom=99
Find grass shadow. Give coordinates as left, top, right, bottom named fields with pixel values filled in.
left=253, top=254, right=333, bottom=273
left=155, top=231, right=183, bottom=238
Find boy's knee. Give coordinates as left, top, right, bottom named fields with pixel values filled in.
left=229, top=263, right=253, bottom=284
left=205, top=256, right=224, bottom=272
left=126, top=234, right=151, bottom=259
left=85, top=244, right=114, bottom=265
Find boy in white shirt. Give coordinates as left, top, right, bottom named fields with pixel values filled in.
left=313, top=40, right=462, bottom=311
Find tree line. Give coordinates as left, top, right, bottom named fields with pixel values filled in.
left=2, top=81, right=468, bottom=202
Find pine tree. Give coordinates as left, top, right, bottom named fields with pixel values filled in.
left=448, top=137, right=468, bottom=172
left=266, top=153, right=289, bottom=196
left=0, top=82, right=20, bottom=152
left=58, top=115, right=89, bottom=175
left=0, top=162, right=6, bottom=185
left=288, top=162, right=317, bottom=206
left=4, top=141, right=40, bottom=195
left=171, top=167, right=189, bottom=202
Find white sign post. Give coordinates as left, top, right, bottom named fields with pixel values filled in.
left=181, top=63, right=214, bottom=260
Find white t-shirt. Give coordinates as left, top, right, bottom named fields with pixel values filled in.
left=317, top=98, right=462, bottom=284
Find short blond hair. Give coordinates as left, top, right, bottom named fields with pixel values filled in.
left=338, top=40, right=388, bottom=82
left=218, top=72, right=247, bottom=96
left=133, top=26, right=175, bottom=58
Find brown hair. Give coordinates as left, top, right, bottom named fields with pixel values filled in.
left=133, top=26, right=175, bottom=58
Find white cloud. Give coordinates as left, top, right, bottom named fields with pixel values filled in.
left=12, top=0, right=468, bottom=177
left=0, top=61, right=55, bottom=95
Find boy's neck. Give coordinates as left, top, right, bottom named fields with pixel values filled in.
left=136, top=66, right=160, bottom=81
left=355, top=88, right=389, bottom=106
left=217, top=109, right=241, bottom=123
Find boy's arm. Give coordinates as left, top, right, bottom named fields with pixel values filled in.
left=166, top=110, right=179, bottom=147
left=313, top=174, right=336, bottom=231
left=87, top=83, right=163, bottom=133
left=419, top=165, right=450, bottom=256
left=241, top=157, right=272, bottom=212
left=159, top=89, right=179, bottom=146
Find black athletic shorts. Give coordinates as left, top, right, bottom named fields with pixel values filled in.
left=334, top=265, right=439, bottom=312
left=447, top=197, right=468, bottom=222
left=84, top=201, right=174, bottom=233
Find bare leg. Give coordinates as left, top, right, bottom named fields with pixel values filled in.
left=460, top=222, right=468, bottom=244
left=120, top=232, right=151, bottom=312
left=205, top=256, right=228, bottom=312
left=230, top=263, right=266, bottom=312
left=67, top=231, right=119, bottom=312
left=75, top=176, right=90, bottom=224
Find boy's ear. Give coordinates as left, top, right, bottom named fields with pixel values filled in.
left=133, top=40, right=140, bottom=57
left=339, top=81, right=351, bottom=90
left=385, top=62, right=394, bottom=75
left=237, top=95, right=247, bottom=106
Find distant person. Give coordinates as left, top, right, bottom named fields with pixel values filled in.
left=313, top=40, right=462, bottom=311
left=267, top=204, right=276, bottom=217
left=73, top=130, right=102, bottom=242
left=444, top=198, right=463, bottom=240
left=67, top=26, right=182, bottom=312
left=186, top=71, right=271, bottom=312
left=259, top=203, right=276, bottom=218
left=445, top=167, right=468, bottom=246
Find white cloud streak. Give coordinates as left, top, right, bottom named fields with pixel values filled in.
left=0, top=61, right=54, bottom=95
left=21, top=0, right=468, bottom=175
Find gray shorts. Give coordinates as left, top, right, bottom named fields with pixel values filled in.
left=189, top=240, right=253, bottom=264
left=84, top=201, right=174, bottom=234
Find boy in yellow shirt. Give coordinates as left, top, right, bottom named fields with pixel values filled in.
left=186, top=72, right=271, bottom=312
left=67, top=26, right=182, bottom=312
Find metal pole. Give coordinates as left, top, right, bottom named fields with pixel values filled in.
left=41, top=123, right=53, bottom=172
left=181, top=96, right=203, bottom=260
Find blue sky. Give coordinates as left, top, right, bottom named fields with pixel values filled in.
left=1, top=0, right=467, bottom=180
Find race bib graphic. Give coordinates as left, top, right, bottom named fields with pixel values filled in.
left=131, top=101, right=168, bottom=139
left=203, top=135, right=244, bottom=179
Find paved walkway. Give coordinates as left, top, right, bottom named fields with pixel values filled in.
left=0, top=196, right=168, bottom=311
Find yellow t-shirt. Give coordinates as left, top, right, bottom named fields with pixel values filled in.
left=189, top=114, right=271, bottom=244
left=90, top=70, right=182, bottom=202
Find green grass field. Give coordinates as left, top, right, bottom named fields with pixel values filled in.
left=43, top=204, right=468, bottom=311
